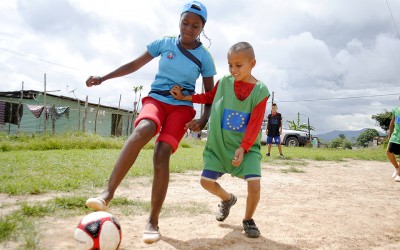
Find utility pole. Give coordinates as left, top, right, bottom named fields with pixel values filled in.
left=17, top=81, right=24, bottom=133
left=271, top=91, right=274, bottom=114
left=44, top=73, right=47, bottom=132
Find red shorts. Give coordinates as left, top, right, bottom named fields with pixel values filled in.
left=135, top=97, right=196, bottom=153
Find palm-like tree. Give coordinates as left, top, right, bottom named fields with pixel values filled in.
left=286, top=113, right=315, bottom=131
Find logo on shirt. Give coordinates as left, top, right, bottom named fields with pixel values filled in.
left=222, top=108, right=250, bottom=133
left=166, top=51, right=175, bottom=59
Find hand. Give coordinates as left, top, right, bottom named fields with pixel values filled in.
left=86, top=76, right=102, bottom=87
left=232, top=147, right=244, bottom=167
left=170, top=85, right=184, bottom=100
left=184, top=118, right=206, bottom=132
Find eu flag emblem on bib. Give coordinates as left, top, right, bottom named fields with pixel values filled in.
left=222, top=109, right=250, bottom=133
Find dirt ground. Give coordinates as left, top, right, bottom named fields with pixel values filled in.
left=1, top=159, right=400, bottom=249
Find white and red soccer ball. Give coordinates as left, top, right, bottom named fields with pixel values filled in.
left=74, top=211, right=122, bottom=250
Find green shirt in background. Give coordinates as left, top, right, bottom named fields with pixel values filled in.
left=389, top=107, right=400, bottom=144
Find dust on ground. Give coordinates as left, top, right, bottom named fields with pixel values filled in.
left=1, top=159, right=400, bottom=249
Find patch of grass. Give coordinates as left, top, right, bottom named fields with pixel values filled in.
left=280, top=166, right=305, bottom=174
left=21, top=203, right=55, bottom=217
left=0, top=132, right=127, bottom=151
left=0, top=215, right=18, bottom=242
left=0, top=210, right=40, bottom=248
left=53, top=196, right=88, bottom=210
left=21, top=220, right=40, bottom=250
left=261, top=145, right=387, bottom=161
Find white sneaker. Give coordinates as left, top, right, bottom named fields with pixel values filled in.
left=392, top=170, right=397, bottom=178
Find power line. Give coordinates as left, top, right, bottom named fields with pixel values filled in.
left=386, top=0, right=400, bottom=39
left=277, top=93, right=400, bottom=103
left=0, top=47, right=154, bottom=81
left=0, top=48, right=81, bottom=71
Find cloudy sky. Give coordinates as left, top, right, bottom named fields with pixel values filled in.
left=1, top=0, right=400, bottom=134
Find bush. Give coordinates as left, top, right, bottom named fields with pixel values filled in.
left=329, top=137, right=352, bottom=149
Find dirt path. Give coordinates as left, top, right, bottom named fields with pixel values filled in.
left=1, top=159, right=400, bottom=249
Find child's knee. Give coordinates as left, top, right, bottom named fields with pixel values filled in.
left=200, top=178, right=215, bottom=190
left=247, top=180, right=261, bottom=194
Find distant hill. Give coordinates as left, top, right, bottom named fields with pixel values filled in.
left=316, top=128, right=386, bottom=143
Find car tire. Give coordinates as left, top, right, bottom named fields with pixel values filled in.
left=286, top=136, right=299, bottom=147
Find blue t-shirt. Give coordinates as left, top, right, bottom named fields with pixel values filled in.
left=147, top=36, right=217, bottom=106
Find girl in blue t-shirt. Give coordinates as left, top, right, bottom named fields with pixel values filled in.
left=85, top=1, right=216, bottom=244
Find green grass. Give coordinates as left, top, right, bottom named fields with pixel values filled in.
left=261, top=146, right=388, bottom=162
left=0, top=215, right=17, bottom=242
left=0, top=148, right=203, bottom=195
left=0, top=132, right=126, bottom=151
left=280, top=166, right=306, bottom=174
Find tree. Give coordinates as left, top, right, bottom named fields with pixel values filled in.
left=372, top=111, right=392, bottom=133
left=286, top=113, right=315, bottom=131
left=132, top=85, right=143, bottom=129
left=356, top=128, right=379, bottom=147
left=339, top=134, right=346, bottom=139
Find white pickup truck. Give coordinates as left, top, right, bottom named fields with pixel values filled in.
left=260, top=123, right=310, bottom=147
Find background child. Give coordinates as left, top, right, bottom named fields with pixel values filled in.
left=386, top=105, right=400, bottom=182
left=265, top=103, right=284, bottom=158
left=171, top=41, right=269, bottom=238
left=85, top=1, right=216, bottom=244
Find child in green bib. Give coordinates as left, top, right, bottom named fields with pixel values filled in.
left=387, top=106, right=400, bottom=182
left=171, top=42, right=270, bottom=238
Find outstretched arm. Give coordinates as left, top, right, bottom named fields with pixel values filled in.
left=86, top=51, right=154, bottom=87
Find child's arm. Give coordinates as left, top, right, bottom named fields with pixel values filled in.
left=171, top=82, right=219, bottom=105
left=240, top=97, right=268, bottom=152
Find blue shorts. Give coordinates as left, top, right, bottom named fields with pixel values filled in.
left=266, top=136, right=281, bottom=145
left=201, top=169, right=261, bottom=181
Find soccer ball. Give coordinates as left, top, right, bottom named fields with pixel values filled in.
left=74, top=211, right=122, bottom=250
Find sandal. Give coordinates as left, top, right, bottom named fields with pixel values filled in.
left=85, top=198, right=108, bottom=211
left=143, top=229, right=161, bottom=244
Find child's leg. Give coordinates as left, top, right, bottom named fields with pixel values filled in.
left=386, top=151, right=399, bottom=169
left=200, top=178, right=231, bottom=201
left=266, top=136, right=272, bottom=154
left=200, top=172, right=237, bottom=222
left=244, top=179, right=261, bottom=220
left=387, top=143, right=400, bottom=170
left=97, top=119, right=157, bottom=204
left=88, top=98, right=164, bottom=208
left=146, top=104, right=195, bottom=233
left=277, top=144, right=283, bottom=155
left=146, top=141, right=173, bottom=233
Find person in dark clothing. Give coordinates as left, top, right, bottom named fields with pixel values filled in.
left=265, top=103, right=284, bottom=158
